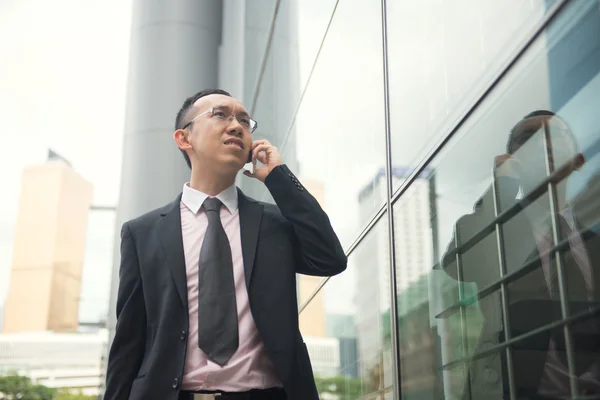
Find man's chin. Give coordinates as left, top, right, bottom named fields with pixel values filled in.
left=219, top=157, right=246, bottom=173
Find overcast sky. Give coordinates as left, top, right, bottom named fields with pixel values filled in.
left=0, top=0, right=132, bottom=317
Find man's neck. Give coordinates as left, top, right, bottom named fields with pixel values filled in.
left=189, top=169, right=236, bottom=196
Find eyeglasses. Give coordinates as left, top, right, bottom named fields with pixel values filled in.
left=182, top=106, right=258, bottom=133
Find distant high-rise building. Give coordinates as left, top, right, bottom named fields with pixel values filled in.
left=3, top=156, right=93, bottom=333
left=297, top=179, right=327, bottom=338
left=357, top=167, right=433, bottom=306
left=354, top=167, right=433, bottom=387
left=326, top=313, right=359, bottom=379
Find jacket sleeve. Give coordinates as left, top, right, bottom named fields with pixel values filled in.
left=441, top=176, right=520, bottom=283
left=265, top=164, right=347, bottom=276
left=104, top=222, right=146, bottom=400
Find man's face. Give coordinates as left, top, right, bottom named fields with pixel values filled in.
left=184, top=94, right=253, bottom=172
left=511, top=115, right=579, bottom=193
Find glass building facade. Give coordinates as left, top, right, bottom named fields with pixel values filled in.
left=245, top=0, right=600, bottom=398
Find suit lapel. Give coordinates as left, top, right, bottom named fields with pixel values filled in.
left=238, top=189, right=263, bottom=288
left=156, top=194, right=188, bottom=308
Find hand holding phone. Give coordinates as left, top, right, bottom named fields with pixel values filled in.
left=243, top=139, right=284, bottom=182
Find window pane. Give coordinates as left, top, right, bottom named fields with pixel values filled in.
left=299, top=217, right=395, bottom=399
left=387, top=0, right=557, bottom=192
left=393, top=1, right=600, bottom=398
left=239, top=0, right=338, bottom=201
left=250, top=0, right=387, bottom=247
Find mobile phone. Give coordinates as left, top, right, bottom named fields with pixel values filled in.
left=243, top=152, right=256, bottom=174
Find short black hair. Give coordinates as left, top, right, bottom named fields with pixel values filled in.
left=506, top=110, right=557, bottom=154
left=175, top=89, right=232, bottom=169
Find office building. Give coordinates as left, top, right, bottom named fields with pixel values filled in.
left=106, top=0, right=600, bottom=398
left=3, top=155, right=93, bottom=333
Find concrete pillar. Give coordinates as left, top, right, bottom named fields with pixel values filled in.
left=104, top=0, right=223, bottom=381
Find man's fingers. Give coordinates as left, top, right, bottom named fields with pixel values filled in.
left=253, top=144, right=272, bottom=159
left=251, top=139, right=272, bottom=150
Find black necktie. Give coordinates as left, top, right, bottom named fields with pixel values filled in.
left=197, top=197, right=238, bottom=366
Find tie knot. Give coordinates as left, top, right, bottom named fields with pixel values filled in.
left=203, top=197, right=222, bottom=213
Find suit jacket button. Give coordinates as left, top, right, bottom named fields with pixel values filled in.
left=180, top=331, right=186, bottom=340
left=172, top=378, right=179, bottom=389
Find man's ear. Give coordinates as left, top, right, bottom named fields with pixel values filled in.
left=174, top=129, right=192, bottom=151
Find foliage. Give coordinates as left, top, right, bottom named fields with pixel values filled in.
left=314, top=375, right=362, bottom=400
left=0, top=373, right=55, bottom=400
left=55, top=389, right=96, bottom=400
left=0, top=373, right=96, bottom=400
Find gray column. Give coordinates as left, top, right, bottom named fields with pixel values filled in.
left=103, top=0, right=223, bottom=387
left=238, top=0, right=301, bottom=201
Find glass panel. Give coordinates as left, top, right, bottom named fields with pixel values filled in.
left=299, top=217, right=395, bottom=399
left=387, top=0, right=557, bottom=192
left=392, top=1, right=600, bottom=398
left=240, top=0, right=338, bottom=201
left=248, top=0, right=337, bottom=127
left=251, top=0, right=386, bottom=247
left=466, top=352, right=507, bottom=399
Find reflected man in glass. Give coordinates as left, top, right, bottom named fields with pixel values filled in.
left=442, top=110, right=600, bottom=399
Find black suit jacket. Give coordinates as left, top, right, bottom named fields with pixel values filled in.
left=441, top=176, right=600, bottom=398
left=104, top=165, right=347, bottom=400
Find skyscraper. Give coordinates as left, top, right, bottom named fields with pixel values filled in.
left=354, top=167, right=433, bottom=390
left=3, top=156, right=93, bottom=333
left=356, top=167, right=433, bottom=311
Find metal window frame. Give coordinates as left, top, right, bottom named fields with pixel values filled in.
left=542, top=120, right=579, bottom=398
left=380, top=0, right=402, bottom=397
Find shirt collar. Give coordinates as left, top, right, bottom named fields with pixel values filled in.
left=181, top=183, right=238, bottom=214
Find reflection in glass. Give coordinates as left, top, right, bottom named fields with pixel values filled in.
left=255, top=0, right=386, bottom=249
left=388, top=0, right=556, bottom=189
left=299, top=218, right=395, bottom=399
left=391, top=1, right=600, bottom=398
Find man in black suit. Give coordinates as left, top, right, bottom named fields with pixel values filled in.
left=441, top=111, right=600, bottom=398
left=104, top=89, right=347, bottom=400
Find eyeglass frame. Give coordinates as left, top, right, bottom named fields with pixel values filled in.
left=181, top=107, right=258, bottom=133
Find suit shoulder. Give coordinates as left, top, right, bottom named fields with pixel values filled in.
left=124, top=199, right=179, bottom=232
left=261, top=201, right=282, bottom=215
left=259, top=201, right=288, bottom=222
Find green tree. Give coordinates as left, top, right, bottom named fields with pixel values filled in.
left=55, top=389, right=96, bottom=400
left=314, top=375, right=362, bottom=400
left=0, top=373, right=55, bottom=400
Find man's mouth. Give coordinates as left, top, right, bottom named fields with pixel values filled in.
left=224, top=138, right=244, bottom=150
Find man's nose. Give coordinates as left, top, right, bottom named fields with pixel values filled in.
left=226, top=118, right=243, bottom=136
